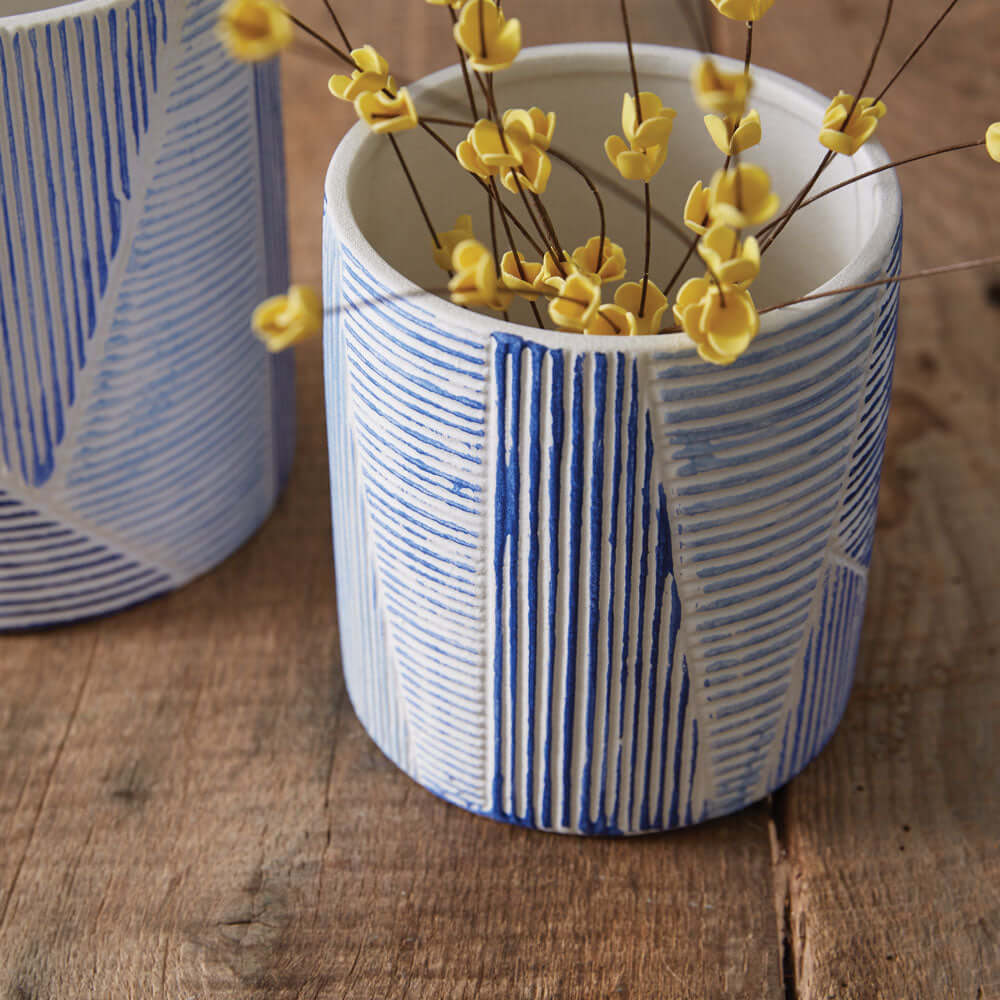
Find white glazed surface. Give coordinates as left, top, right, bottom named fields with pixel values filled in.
left=324, top=44, right=902, bottom=833
left=0, top=0, right=293, bottom=628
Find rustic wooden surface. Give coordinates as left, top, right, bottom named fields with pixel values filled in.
left=1, top=1, right=997, bottom=998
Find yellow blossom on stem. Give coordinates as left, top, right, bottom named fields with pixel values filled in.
left=354, top=87, right=419, bottom=134
left=985, top=123, right=1000, bottom=162
left=500, top=252, right=546, bottom=301
left=622, top=92, right=678, bottom=151
left=538, top=250, right=571, bottom=288
left=426, top=0, right=462, bottom=6
left=453, top=0, right=522, bottom=73
left=432, top=215, right=475, bottom=272
left=709, top=0, right=775, bottom=21
left=468, top=120, right=522, bottom=169
left=252, top=285, right=322, bottom=352
left=584, top=304, right=631, bottom=336
left=500, top=141, right=551, bottom=195
left=450, top=239, right=512, bottom=311
left=614, top=281, right=669, bottom=336
left=819, top=92, right=887, bottom=156
left=704, top=109, right=762, bottom=156
left=217, top=0, right=292, bottom=62
left=709, top=164, right=780, bottom=228
left=680, top=283, right=760, bottom=365
left=604, top=134, right=668, bottom=182
left=697, top=224, right=761, bottom=287
left=329, top=46, right=396, bottom=102
left=684, top=181, right=714, bottom=235
left=571, top=236, right=627, bottom=284
left=692, top=59, right=752, bottom=118
left=672, top=276, right=713, bottom=328
left=549, top=272, right=601, bottom=332
left=502, top=107, right=556, bottom=151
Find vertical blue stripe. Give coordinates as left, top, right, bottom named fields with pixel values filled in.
left=506, top=344, right=522, bottom=815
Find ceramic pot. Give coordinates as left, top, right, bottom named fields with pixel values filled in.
left=323, top=44, right=901, bottom=834
left=0, top=0, right=293, bottom=629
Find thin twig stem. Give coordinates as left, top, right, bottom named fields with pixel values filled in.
left=388, top=135, right=439, bottom=247
left=548, top=149, right=607, bottom=269
left=640, top=182, right=652, bottom=314
left=876, top=0, right=960, bottom=102
left=320, top=0, right=352, bottom=51
left=286, top=13, right=353, bottom=67
left=620, top=0, right=643, bottom=123
left=663, top=236, right=700, bottom=299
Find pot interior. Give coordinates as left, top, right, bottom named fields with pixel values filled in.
left=0, top=0, right=81, bottom=15
left=347, top=45, right=891, bottom=325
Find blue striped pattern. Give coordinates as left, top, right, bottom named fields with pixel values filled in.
left=0, top=488, right=170, bottom=629
left=0, top=0, right=292, bottom=628
left=334, top=245, right=489, bottom=811
left=490, top=336, right=700, bottom=833
left=324, top=213, right=901, bottom=833
left=324, top=223, right=411, bottom=772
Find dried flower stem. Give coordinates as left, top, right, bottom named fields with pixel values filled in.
left=662, top=236, right=700, bottom=299
left=548, top=149, right=607, bottom=269
left=319, top=0, right=352, bottom=52
left=620, top=0, right=643, bottom=124
left=758, top=255, right=1000, bottom=315
left=489, top=176, right=546, bottom=329
left=876, top=0, right=961, bottom=102
left=760, top=138, right=986, bottom=234
left=285, top=12, right=353, bottom=68
left=763, top=0, right=895, bottom=255
left=388, top=135, right=439, bottom=247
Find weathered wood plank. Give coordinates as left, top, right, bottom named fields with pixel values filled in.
left=718, top=4, right=1000, bottom=998
left=0, top=3, right=784, bottom=999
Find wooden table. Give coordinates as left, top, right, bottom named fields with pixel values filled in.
left=2, top=2, right=997, bottom=997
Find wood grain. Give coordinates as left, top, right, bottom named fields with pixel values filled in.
left=1, top=1, right=996, bottom=997
left=716, top=5, right=1000, bottom=999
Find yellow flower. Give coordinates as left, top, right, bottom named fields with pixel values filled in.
left=584, top=304, right=630, bottom=336
left=500, top=252, right=546, bottom=300
left=819, top=92, right=887, bottom=156
left=548, top=272, right=601, bottom=332
left=471, top=120, right=522, bottom=168
left=692, top=58, right=752, bottom=118
left=500, top=141, right=551, bottom=195
left=502, top=107, right=556, bottom=151
left=354, top=87, right=419, bottom=134
left=453, top=0, right=522, bottom=73
left=709, top=0, right=775, bottom=20
left=604, top=134, right=668, bottom=182
left=329, top=46, right=395, bottom=102
left=450, top=239, right=512, bottom=311
left=697, top=224, right=761, bottom=287
left=432, top=215, right=475, bottom=272
left=680, top=283, right=760, bottom=365
left=217, top=0, right=292, bottom=62
left=704, top=109, right=762, bottom=156
left=709, top=164, right=780, bottom=228
left=571, top=236, right=627, bottom=284
left=252, top=285, right=322, bottom=352
left=538, top=250, right=572, bottom=288
left=684, top=181, right=714, bottom=235
left=614, top=281, right=669, bottom=336
left=988, top=123, right=1000, bottom=162
left=672, top=276, right=713, bottom=328
left=622, top=92, right=678, bottom=151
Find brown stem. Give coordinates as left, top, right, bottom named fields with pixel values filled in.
left=640, top=182, right=652, bottom=314
left=286, top=13, right=353, bottom=68
left=758, top=255, right=1000, bottom=315
left=760, top=150, right=835, bottom=254
left=662, top=235, right=700, bottom=299
left=319, top=0, right=352, bottom=51
left=548, top=149, right=607, bottom=272
left=388, top=135, right=439, bottom=247
left=620, top=0, right=643, bottom=123
left=743, top=20, right=753, bottom=72
left=876, top=0, right=960, bottom=102
left=490, top=178, right=545, bottom=329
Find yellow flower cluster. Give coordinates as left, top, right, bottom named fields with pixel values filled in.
left=605, top=92, right=677, bottom=182
left=819, top=92, right=887, bottom=156
left=449, top=239, right=513, bottom=311
left=453, top=0, right=522, bottom=73
left=252, top=286, right=323, bottom=352
left=456, top=109, right=555, bottom=194
left=327, top=46, right=418, bottom=133
left=216, top=0, right=292, bottom=62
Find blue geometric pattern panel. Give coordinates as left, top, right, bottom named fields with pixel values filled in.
left=489, top=335, right=700, bottom=833
left=0, top=0, right=293, bottom=628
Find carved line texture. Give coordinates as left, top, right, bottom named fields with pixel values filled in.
left=324, top=217, right=901, bottom=834
left=0, top=0, right=292, bottom=629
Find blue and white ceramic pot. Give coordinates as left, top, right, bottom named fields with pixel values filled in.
left=323, top=44, right=901, bottom=834
left=0, top=0, right=294, bottom=629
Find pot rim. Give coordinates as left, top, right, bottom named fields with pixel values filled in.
left=326, top=42, right=903, bottom=355
left=0, top=0, right=133, bottom=29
